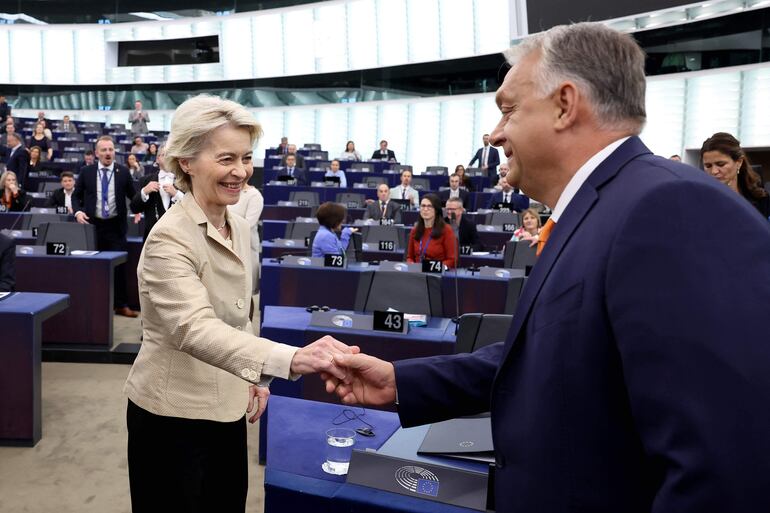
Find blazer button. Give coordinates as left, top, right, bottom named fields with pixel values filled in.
left=240, top=368, right=250, bottom=379
left=248, top=370, right=258, bottom=381
left=236, top=298, right=245, bottom=309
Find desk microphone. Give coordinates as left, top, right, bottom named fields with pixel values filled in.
left=450, top=213, right=461, bottom=324
left=8, top=198, right=32, bottom=231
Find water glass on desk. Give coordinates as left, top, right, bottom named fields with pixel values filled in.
left=323, top=428, right=357, bottom=475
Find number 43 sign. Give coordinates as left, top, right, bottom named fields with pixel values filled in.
left=373, top=311, right=407, bottom=333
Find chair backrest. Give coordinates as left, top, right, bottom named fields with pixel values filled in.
left=410, top=177, right=431, bottom=191
left=346, top=231, right=363, bottom=262
left=364, top=176, right=387, bottom=188
left=350, top=162, right=374, bottom=172
left=487, top=211, right=520, bottom=228
left=362, top=224, right=406, bottom=249
left=465, top=167, right=483, bottom=176
left=288, top=191, right=320, bottom=207
left=336, top=193, right=366, bottom=208
left=20, top=213, right=69, bottom=230
left=455, top=314, right=513, bottom=353
left=503, top=276, right=527, bottom=314
left=36, top=222, right=97, bottom=250
left=303, top=143, right=322, bottom=150
left=390, top=164, right=413, bottom=172
left=425, top=166, right=448, bottom=175
left=285, top=220, right=321, bottom=240
left=38, top=182, right=60, bottom=193
left=354, top=271, right=443, bottom=316
left=510, top=240, right=538, bottom=270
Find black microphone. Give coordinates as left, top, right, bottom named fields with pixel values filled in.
left=8, top=198, right=32, bottom=231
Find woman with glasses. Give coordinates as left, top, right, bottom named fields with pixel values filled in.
left=406, top=193, right=457, bottom=269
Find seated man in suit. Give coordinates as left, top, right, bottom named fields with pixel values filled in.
left=445, top=197, right=480, bottom=251
left=389, top=169, right=419, bottom=208
left=439, top=174, right=470, bottom=209
left=487, top=179, right=529, bottom=211
left=59, top=115, right=78, bottom=134
left=0, top=232, right=14, bottom=292
left=281, top=154, right=308, bottom=186
left=364, top=183, right=402, bottom=224
left=4, top=133, right=28, bottom=187
left=131, top=145, right=184, bottom=240
left=46, top=171, right=76, bottom=214
left=80, top=150, right=96, bottom=170
left=280, top=143, right=305, bottom=168
left=371, top=140, right=396, bottom=162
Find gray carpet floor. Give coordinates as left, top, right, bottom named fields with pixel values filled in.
left=0, top=313, right=266, bottom=513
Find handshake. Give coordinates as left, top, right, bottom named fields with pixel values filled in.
left=247, top=335, right=396, bottom=423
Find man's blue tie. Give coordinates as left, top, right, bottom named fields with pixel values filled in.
left=101, top=168, right=110, bottom=217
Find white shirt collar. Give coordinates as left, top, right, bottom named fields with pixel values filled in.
left=550, top=137, right=629, bottom=223
left=98, top=162, right=115, bottom=172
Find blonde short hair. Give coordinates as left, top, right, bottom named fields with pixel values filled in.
left=0, top=170, right=18, bottom=191
left=165, top=95, right=263, bottom=192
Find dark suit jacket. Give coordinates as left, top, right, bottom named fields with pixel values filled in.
left=130, top=172, right=178, bottom=239
left=363, top=200, right=402, bottom=224
left=448, top=215, right=479, bottom=250
left=1, top=189, right=28, bottom=212
left=72, top=163, right=135, bottom=236
left=438, top=188, right=469, bottom=209
left=5, top=146, right=29, bottom=187
left=487, top=190, right=529, bottom=212
left=0, top=233, right=14, bottom=292
left=371, top=149, right=396, bottom=161
left=468, top=145, right=500, bottom=175
left=280, top=166, right=308, bottom=186
left=395, top=137, right=770, bottom=512
left=280, top=153, right=305, bottom=168
left=45, top=188, right=73, bottom=211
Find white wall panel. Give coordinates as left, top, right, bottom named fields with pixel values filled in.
left=283, top=9, right=316, bottom=76
left=346, top=0, right=377, bottom=70
left=684, top=72, right=741, bottom=149
left=408, top=0, right=441, bottom=63
left=376, top=0, right=408, bottom=67
left=221, top=17, right=254, bottom=80
left=740, top=68, right=770, bottom=147
left=252, top=13, right=284, bottom=78
left=439, top=0, right=474, bottom=59
left=10, top=29, right=43, bottom=84
left=439, top=98, right=475, bottom=170
left=0, top=31, right=9, bottom=84
left=378, top=103, right=409, bottom=162
left=641, top=78, right=686, bottom=159
left=314, top=3, right=348, bottom=73
left=42, top=29, right=75, bottom=84
left=316, top=106, right=350, bottom=160
left=348, top=104, right=379, bottom=158
left=407, top=102, right=441, bottom=172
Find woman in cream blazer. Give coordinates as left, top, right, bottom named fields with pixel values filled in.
left=124, top=95, right=356, bottom=513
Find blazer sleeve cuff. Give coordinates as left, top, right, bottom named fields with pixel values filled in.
left=261, top=342, right=299, bottom=381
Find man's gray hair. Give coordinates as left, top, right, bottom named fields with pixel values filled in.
left=446, top=197, right=465, bottom=207
left=505, top=22, right=646, bottom=134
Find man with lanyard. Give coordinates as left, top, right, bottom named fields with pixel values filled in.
left=74, top=136, right=139, bottom=317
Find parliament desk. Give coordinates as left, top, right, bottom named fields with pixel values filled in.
left=260, top=260, right=516, bottom=318
left=0, top=212, right=74, bottom=229
left=14, top=249, right=127, bottom=347
left=265, top=396, right=478, bottom=513
left=264, top=156, right=393, bottom=174
left=0, top=292, right=70, bottom=446
left=263, top=168, right=490, bottom=192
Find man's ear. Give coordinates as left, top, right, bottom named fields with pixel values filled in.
left=553, top=81, right=580, bottom=131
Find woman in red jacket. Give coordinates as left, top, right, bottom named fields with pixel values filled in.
left=406, top=193, right=457, bottom=269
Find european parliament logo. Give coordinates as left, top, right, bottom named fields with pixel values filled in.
left=394, top=465, right=440, bottom=497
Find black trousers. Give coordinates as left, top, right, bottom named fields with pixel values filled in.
left=126, top=400, right=248, bottom=513
left=93, top=217, right=128, bottom=308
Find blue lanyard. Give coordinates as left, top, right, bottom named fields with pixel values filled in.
left=418, top=234, right=432, bottom=260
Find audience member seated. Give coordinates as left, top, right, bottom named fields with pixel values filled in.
left=4, top=133, right=28, bottom=186
left=669, top=154, right=682, bottom=161
left=46, top=170, right=76, bottom=214
left=340, top=140, right=362, bottom=161
left=127, top=153, right=144, bottom=180
left=439, top=174, right=470, bottom=208
left=282, top=154, right=307, bottom=185
left=390, top=169, right=419, bottom=208
left=228, top=180, right=264, bottom=295
left=487, top=179, right=529, bottom=212
left=131, top=145, right=184, bottom=241
left=445, top=197, right=479, bottom=250
left=454, top=164, right=474, bottom=191
left=80, top=149, right=95, bottom=170
left=143, top=142, right=159, bottom=164
left=280, top=144, right=305, bottom=168
left=35, top=111, right=52, bottom=133
left=131, top=136, right=149, bottom=154
left=406, top=193, right=457, bottom=269
left=701, top=132, right=770, bottom=218
left=0, top=231, right=14, bottom=292
left=29, top=122, right=52, bottom=161
left=494, top=162, right=510, bottom=190
left=371, top=139, right=396, bottom=162
left=27, top=146, right=43, bottom=173
left=277, top=136, right=289, bottom=155
left=468, top=133, right=500, bottom=176
left=324, top=159, right=347, bottom=187
left=364, top=183, right=402, bottom=224
left=60, top=115, right=78, bottom=133
left=0, top=170, right=28, bottom=212
left=0, top=118, right=16, bottom=148
left=312, top=201, right=358, bottom=257
left=511, top=208, right=542, bottom=242
left=128, top=100, right=150, bottom=135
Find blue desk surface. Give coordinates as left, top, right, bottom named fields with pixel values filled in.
left=0, top=292, right=70, bottom=315
left=16, top=249, right=128, bottom=265
left=265, top=396, right=478, bottom=513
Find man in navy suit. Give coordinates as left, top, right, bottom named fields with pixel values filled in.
left=73, top=135, right=139, bottom=317
left=282, top=154, right=307, bottom=185
left=486, top=180, right=529, bottom=211
left=4, top=133, right=29, bottom=187
left=468, top=133, right=500, bottom=176
left=371, top=139, right=396, bottom=161
left=328, top=23, right=770, bottom=513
